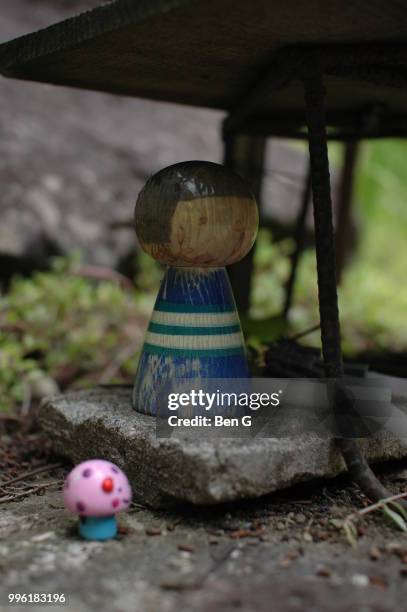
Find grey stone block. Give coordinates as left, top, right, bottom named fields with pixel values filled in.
left=39, top=381, right=407, bottom=508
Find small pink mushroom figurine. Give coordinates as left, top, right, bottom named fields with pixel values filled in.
left=63, top=459, right=132, bottom=540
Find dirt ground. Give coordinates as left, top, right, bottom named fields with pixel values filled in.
left=1, top=435, right=407, bottom=612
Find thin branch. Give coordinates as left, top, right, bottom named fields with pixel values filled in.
left=0, top=481, right=61, bottom=504
left=347, top=490, right=407, bottom=522
left=289, top=323, right=321, bottom=341
left=0, top=463, right=62, bottom=487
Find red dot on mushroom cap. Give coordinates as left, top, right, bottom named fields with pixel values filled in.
left=102, top=477, right=114, bottom=493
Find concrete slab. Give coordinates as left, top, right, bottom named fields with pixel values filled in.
left=39, top=381, right=407, bottom=508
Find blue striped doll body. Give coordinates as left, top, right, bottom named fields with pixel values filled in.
left=133, top=266, right=248, bottom=415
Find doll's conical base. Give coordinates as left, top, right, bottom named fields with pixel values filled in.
left=132, top=267, right=248, bottom=416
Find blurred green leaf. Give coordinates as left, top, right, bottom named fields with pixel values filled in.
left=382, top=503, right=407, bottom=531
left=343, top=519, right=358, bottom=548
left=0, top=255, right=147, bottom=413
left=388, top=501, right=407, bottom=522
left=241, top=314, right=287, bottom=342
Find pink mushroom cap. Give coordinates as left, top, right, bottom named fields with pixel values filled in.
left=63, top=459, right=132, bottom=517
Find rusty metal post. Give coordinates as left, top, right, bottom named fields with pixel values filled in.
left=303, top=60, right=394, bottom=503
left=303, top=68, right=344, bottom=378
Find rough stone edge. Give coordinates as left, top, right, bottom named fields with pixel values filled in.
left=39, top=387, right=407, bottom=508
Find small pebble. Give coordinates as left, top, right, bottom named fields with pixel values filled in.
left=303, top=532, right=313, bottom=543
left=31, top=532, right=55, bottom=542
left=369, top=546, right=382, bottom=561
left=316, top=565, right=331, bottom=578
left=351, top=574, right=369, bottom=588
left=117, top=525, right=135, bottom=535
left=295, top=513, right=307, bottom=524
left=145, top=527, right=162, bottom=536
left=369, top=575, right=387, bottom=590
left=386, top=542, right=404, bottom=556
left=177, top=543, right=195, bottom=553
left=285, top=549, right=300, bottom=560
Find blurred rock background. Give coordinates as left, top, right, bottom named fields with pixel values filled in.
left=0, top=0, right=316, bottom=279
left=0, top=0, right=222, bottom=272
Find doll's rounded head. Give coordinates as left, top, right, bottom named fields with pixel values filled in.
left=134, top=161, right=258, bottom=267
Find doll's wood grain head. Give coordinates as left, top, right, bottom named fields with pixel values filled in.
left=135, top=161, right=258, bottom=267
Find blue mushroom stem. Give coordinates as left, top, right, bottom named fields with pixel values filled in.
left=79, top=515, right=117, bottom=540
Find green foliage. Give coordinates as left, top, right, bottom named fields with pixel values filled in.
left=250, top=229, right=292, bottom=321
left=0, top=255, right=149, bottom=413
left=343, top=518, right=359, bottom=548
left=135, top=251, right=164, bottom=293
left=339, top=495, right=407, bottom=547
left=0, top=338, right=40, bottom=413
left=381, top=503, right=407, bottom=532
left=249, top=141, right=407, bottom=353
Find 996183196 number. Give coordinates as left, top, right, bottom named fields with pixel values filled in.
left=8, top=593, right=67, bottom=605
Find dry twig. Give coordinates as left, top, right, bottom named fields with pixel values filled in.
left=0, top=462, right=62, bottom=487
left=0, top=480, right=61, bottom=504
left=341, top=490, right=407, bottom=546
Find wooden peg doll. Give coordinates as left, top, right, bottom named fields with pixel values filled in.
left=133, top=161, right=258, bottom=416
